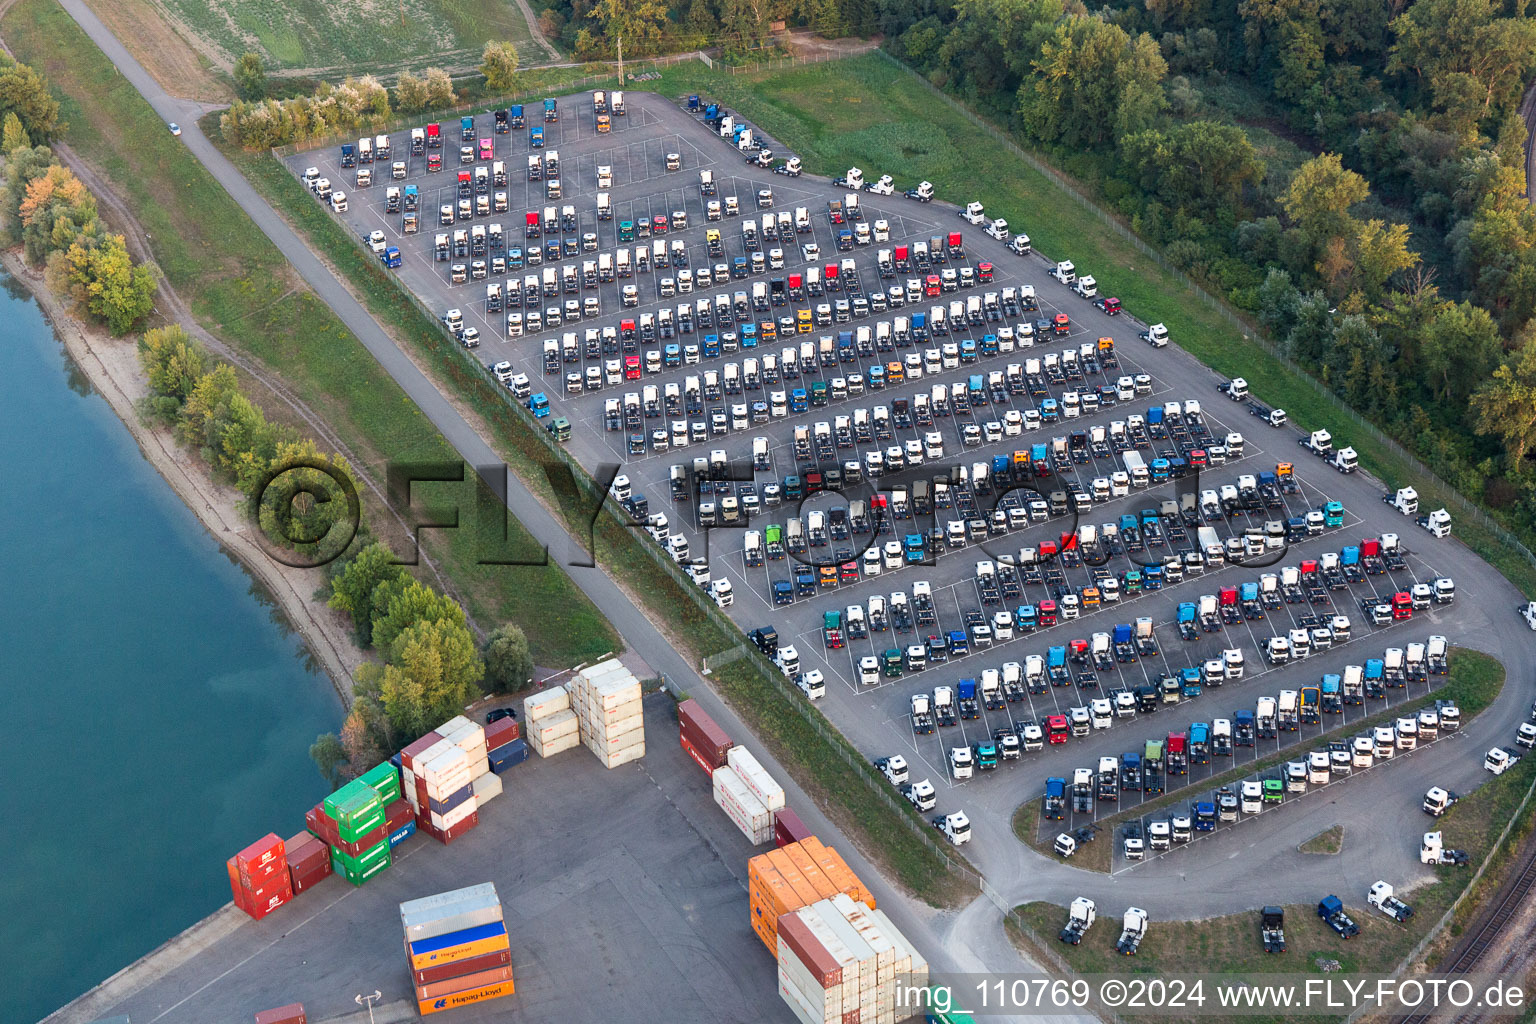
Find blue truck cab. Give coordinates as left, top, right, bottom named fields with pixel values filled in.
left=782, top=474, right=803, bottom=500
left=664, top=344, right=682, bottom=367
left=703, top=334, right=720, bottom=358
left=980, top=334, right=998, bottom=356
left=1241, top=581, right=1259, bottom=603
left=1177, top=602, right=1197, bottom=627
left=790, top=388, right=808, bottom=412
left=509, top=105, right=525, bottom=128
left=1047, top=646, right=1066, bottom=670
left=1322, top=500, right=1344, bottom=527
left=1181, top=666, right=1202, bottom=697
left=948, top=630, right=969, bottom=656
left=741, top=322, right=758, bottom=347
left=381, top=246, right=401, bottom=268
left=961, top=338, right=978, bottom=363
left=1017, top=604, right=1037, bottom=631
left=528, top=393, right=550, bottom=418
left=460, top=115, right=475, bottom=140
left=773, top=580, right=793, bottom=605
left=340, top=143, right=356, bottom=167
left=1194, top=801, right=1216, bottom=830
left=1040, top=398, right=1059, bottom=422
left=795, top=569, right=816, bottom=596
left=1365, top=658, right=1384, bottom=683
left=958, top=679, right=977, bottom=701
left=530, top=125, right=545, bottom=148
left=904, top=533, right=925, bottom=563
left=1150, top=458, right=1170, bottom=482
left=1144, top=565, right=1164, bottom=590
left=543, top=98, right=558, bottom=122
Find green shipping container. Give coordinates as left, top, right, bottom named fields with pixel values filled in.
left=331, top=842, right=392, bottom=886
left=324, top=780, right=385, bottom=842
left=360, top=761, right=402, bottom=805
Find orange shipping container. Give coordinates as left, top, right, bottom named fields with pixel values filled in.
left=416, top=979, right=514, bottom=1016
left=780, top=842, right=838, bottom=900
left=799, top=836, right=875, bottom=909
left=765, top=850, right=823, bottom=908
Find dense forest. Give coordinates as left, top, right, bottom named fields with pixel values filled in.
left=867, top=0, right=1536, bottom=530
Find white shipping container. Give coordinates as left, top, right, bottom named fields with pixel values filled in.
left=837, top=894, right=898, bottom=966
left=587, top=673, right=643, bottom=709
left=581, top=695, right=643, bottom=725
left=813, top=903, right=878, bottom=996
left=409, top=737, right=456, bottom=770
left=581, top=657, right=626, bottom=679
left=529, top=731, right=581, bottom=757
left=416, top=771, right=473, bottom=802
left=428, top=795, right=479, bottom=831
left=399, top=883, right=501, bottom=936
left=419, top=745, right=471, bottom=782
left=524, top=687, right=572, bottom=721
left=713, top=765, right=774, bottom=843
left=436, top=714, right=475, bottom=737
left=471, top=772, right=502, bottom=802
left=727, top=745, right=786, bottom=812
left=778, top=972, right=838, bottom=1024
left=529, top=708, right=579, bottom=745
left=587, top=728, right=645, bottom=757
left=792, top=906, right=862, bottom=1008
left=594, top=743, right=645, bottom=769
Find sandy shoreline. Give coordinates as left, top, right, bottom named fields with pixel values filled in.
left=3, top=249, right=361, bottom=706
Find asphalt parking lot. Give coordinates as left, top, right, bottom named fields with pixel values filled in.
left=284, top=91, right=1490, bottom=871
left=64, top=696, right=793, bottom=1024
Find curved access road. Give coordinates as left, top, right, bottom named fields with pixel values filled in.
left=53, top=0, right=1072, bottom=1009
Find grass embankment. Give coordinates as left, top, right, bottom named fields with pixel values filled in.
left=3, top=0, right=612, bottom=667
left=640, top=53, right=1536, bottom=598
left=1299, top=825, right=1345, bottom=855
left=146, top=0, right=540, bottom=71
left=1012, top=649, right=1505, bottom=872
left=227, top=132, right=973, bottom=905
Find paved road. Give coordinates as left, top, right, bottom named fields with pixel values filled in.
left=54, top=0, right=1069, bottom=1008
left=59, top=0, right=1535, bottom=989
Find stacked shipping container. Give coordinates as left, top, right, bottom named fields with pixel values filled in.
left=524, top=687, right=580, bottom=757
left=226, top=833, right=292, bottom=921
left=678, top=699, right=732, bottom=776
left=252, top=1004, right=307, bottom=1024
left=568, top=659, right=646, bottom=768
left=485, top=715, right=528, bottom=773
left=748, top=838, right=876, bottom=955
left=284, top=832, right=332, bottom=894
left=400, top=718, right=493, bottom=844
left=713, top=746, right=785, bottom=845
left=400, top=883, right=514, bottom=1016
left=317, top=777, right=392, bottom=886
left=776, top=894, right=929, bottom=1024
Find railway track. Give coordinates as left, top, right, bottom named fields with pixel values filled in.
left=1397, top=837, right=1536, bottom=1024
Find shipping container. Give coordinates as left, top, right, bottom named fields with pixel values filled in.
left=484, top=716, right=522, bottom=750
left=414, top=947, right=513, bottom=986
left=408, top=920, right=510, bottom=970
left=713, top=765, right=773, bottom=844
left=417, top=965, right=515, bottom=1000
left=679, top=699, right=732, bottom=776
left=774, top=808, right=813, bottom=847
left=416, top=978, right=514, bottom=1016
left=400, top=883, right=503, bottom=942
left=727, top=746, right=787, bottom=811
left=253, top=1004, right=307, bottom=1024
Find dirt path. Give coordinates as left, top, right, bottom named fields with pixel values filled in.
left=84, top=0, right=230, bottom=100
left=2, top=248, right=362, bottom=701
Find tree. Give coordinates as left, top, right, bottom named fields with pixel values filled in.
left=177, top=362, right=239, bottom=443
left=1238, top=0, right=1325, bottom=105
left=1280, top=153, right=1368, bottom=242
left=1472, top=339, right=1536, bottom=465
left=0, top=59, right=60, bottom=141
left=371, top=576, right=468, bottom=652
left=2, top=112, right=28, bottom=154
left=1120, top=121, right=1264, bottom=219
left=423, top=67, right=456, bottom=108
left=137, top=324, right=209, bottom=402
left=309, top=732, right=349, bottom=786
left=483, top=624, right=534, bottom=692
left=389, top=617, right=484, bottom=715
left=1389, top=0, right=1536, bottom=134
left=64, top=232, right=158, bottom=334
left=327, top=541, right=408, bottom=645
left=720, top=0, right=770, bottom=49
left=234, top=52, right=267, bottom=100
left=395, top=71, right=429, bottom=112
left=1420, top=301, right=1503, bottom=406
left=480, top=41, right=520, bottom=93
left=587, top=0, right=672, bottom=56
left=1021, top=16, right=1166, bottom=148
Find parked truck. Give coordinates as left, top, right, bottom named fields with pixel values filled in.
left=1060, top=897, right=1096, bottom=945
left=1261, top=907, right=1287, bottom=953
left=1368, top=881, right=1414, bottom=922
left=1116, top=908, right=1148, bottom=955
left=1317, top=896, right=1360, bottom=939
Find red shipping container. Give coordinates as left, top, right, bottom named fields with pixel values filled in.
left=414, top=948, right=512, bottom=986
left=305, top=803, right=340, bottom=847
left=385, top=798, right=414, bottom=831
left=417, top=808, right=480, bottom=845
left=289, top=857, right=332, bottom=894
left=774, top=807, right=813, bottom=848
left=399, top=731, right=444, bottom=771
left=285, top=834, right=327, bottom=869
left=680, top=735, right=715, bottom=779
left=778, top=913, right=843, bottom=988
left=416, top=965, right=514, bottom=1000
left=235, top=872, right=293, bottom=921
left=254, top=1003, right=307, bottom=1024
left=484, top=716, right=522, bottom=750
left=234, top=833, right=286, bottom=875
left=678, top=700, right=731, bottom=769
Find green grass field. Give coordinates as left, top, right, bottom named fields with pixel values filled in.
left=145, top=0, right=540, bottom=71
left=3, top=0, right=612, bottom=666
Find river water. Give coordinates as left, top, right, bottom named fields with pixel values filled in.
left=0, top=275, right=342, bottom=1022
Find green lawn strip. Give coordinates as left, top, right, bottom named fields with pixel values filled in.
left=1010, top=754, right=1534, bottom=1024
left=232, top=138, right=972, bottom=905
left=1013, top=650, right=1504, bottom=871
left=629, top=54, right=1536, bottom=599
left=4, top=0, right=611, bottom=666
left=1298, top=824, right=1345, bottom=855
